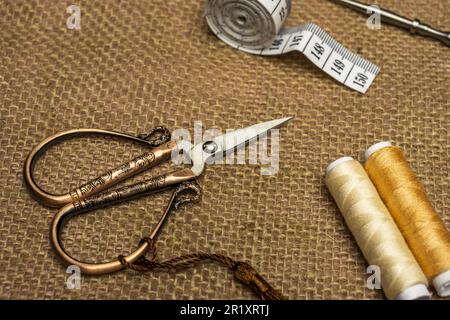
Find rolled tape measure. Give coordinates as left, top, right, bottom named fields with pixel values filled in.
left=205, top=0, right=380, bottom=93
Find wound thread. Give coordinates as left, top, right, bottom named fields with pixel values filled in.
left=365, top=144, right=450, bottom=297
left=326, top=158, right=429, bottom=300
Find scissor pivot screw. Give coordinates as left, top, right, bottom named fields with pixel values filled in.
left=202, top=141, right=218, bottom=154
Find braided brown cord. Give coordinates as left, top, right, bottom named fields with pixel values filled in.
left=118, top=237, right=285, bottom=300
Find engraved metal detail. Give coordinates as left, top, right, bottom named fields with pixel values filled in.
left=73, top=151, right=155, bottom=198
left=73, top=174, right=166, bottom=211
left=172, top=181, right=201, bottom=209
left=137, top=126, right=171, bottom=147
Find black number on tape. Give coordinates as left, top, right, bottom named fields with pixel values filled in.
left=279, top=7, right=287, bottom=21
left=311, top=43, right=325, bottom=60
left=289, top=35, right=303, bottom=47
left=270, top=38, right=284, bottom=50
left=331, top=59, right=345, bottom=75
left=353, top=73, right=369, bottom=88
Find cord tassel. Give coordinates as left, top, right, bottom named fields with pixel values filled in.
left=232, top=261, right=284, bottom=300
left=119, top=237, right=285, bottom=300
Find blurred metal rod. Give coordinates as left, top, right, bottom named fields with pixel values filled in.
left=331, top=0, right=450, bottom=46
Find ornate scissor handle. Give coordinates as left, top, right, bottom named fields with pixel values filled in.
left=23, top=127, right=189, bottom=208
left=24, top=127, right=199, bottom=275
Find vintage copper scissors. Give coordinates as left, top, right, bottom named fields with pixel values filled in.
left=24, top=118, right=292, bottom=275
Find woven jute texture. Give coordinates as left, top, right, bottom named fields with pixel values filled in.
left=0, top=0, right=448, bottom=299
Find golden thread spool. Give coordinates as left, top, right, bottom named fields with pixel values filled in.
left=326, top=157, right=430, bottom=300
left=365, top=142, right=450, bottom=297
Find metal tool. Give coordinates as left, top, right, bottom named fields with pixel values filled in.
left=331, top=0, right=450, bottom=46
left=24, top=118, right=292, bottom=275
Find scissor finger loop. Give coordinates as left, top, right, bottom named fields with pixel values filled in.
left=50, top=178, right=200, bottom=275
left=24, top=127, right=198, bottom=275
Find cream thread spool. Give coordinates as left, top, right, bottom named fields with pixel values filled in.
left=365, top=142, right=450, bottom=297
left=326, top=157, right=430, bottom=300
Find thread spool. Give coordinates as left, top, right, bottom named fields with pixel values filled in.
left=365, top=142, right=450, bottom=297
left=326, top=157, right=430, bottom=300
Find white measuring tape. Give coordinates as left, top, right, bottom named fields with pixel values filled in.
left=205, top=0, right=380, bottom=93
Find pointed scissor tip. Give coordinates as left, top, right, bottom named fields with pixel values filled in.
left=253, top=116, right=293, bottom=133
left=273, top=116, right=294, bottom=127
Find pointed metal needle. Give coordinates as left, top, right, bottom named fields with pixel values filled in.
left=330, top=0, right=450, bottom=47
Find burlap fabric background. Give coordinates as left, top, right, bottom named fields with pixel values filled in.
left=0, top=0, right=448, bottom=299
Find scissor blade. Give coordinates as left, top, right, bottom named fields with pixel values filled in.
left=188, top=117, right=293, bottom=176
left=212, top=117, right=293, bottom=156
